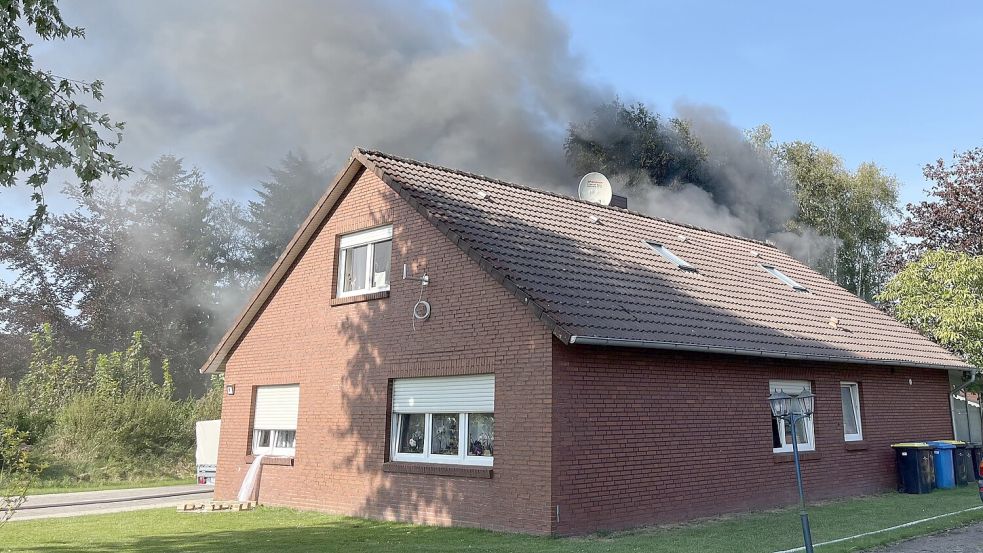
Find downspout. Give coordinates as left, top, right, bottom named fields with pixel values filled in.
left=951, top=370, right=979, bottom=443
left=966, top=391, right=974, bottom=443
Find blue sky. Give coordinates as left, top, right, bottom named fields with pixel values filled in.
left=553, top=0, right=983, bottom=208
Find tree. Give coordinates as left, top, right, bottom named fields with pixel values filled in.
left=779, top=141, right=899, bottom=300
left=1, top=0, right=130, bottom=234
left=246, top=151, right=329, bottom=275
left=0, top=185, right=127, bottom=381
left=564, top=100, right=707, bottom=190
left=0, top=155, right=251, bottom=395
left=0, top=426, right=39, bottom=526
left=889, top=147, right=983, bottom=269
left=876, top=250, right=983, bottom=367
left=95, top=156, right=224, bottom=395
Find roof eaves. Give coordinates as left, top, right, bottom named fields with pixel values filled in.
left=567, top=335, right=976, bottom=372
left=354, top=149, right=572, bottom=341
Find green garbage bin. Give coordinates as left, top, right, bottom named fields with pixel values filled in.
left=892, top=443, right=935, bottom=494
left=938, top=440, right=974, bottom=486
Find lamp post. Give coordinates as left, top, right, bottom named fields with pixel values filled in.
left=769, top=389, right=816, bottom=553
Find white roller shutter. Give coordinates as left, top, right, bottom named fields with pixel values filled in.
left=770, top=380, right=810, bottom=395
left=392, top=374, right=494, bottom=414
left=339, top=225, right=392, bottom=248
left=253, top=385, right=300, bottom=430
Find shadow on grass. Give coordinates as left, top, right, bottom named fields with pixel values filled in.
left=11, top=493, right=983, bottom=553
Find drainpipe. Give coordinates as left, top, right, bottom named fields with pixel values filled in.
left=952, top=370, right=979, bottom=443
left=966, top=391, right=974, bottom=443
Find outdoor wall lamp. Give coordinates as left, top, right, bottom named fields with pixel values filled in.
left=226, top=384, right=235, bottom=396
left=768, top=389, right=816, bottom=553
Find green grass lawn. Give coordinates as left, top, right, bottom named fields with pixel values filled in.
left=26, top=477, right=197, bottom=495
left=4, top=487, right=982, bottom=552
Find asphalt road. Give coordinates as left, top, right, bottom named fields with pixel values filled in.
left=11, top=484, right=214, bottom=521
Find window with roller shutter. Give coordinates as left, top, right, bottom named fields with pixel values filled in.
left=252, top=384, right=300, bottom=456
left=391, top=375, right=495, bottom=466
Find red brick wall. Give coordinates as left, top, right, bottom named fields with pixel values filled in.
left=551, top=342, right=955, bottom=535
left=215, top=168, right=554, bottom=534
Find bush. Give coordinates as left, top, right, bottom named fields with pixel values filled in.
left=0, top=380, right=51, bottom=442
left=1, top=427, right=41, bottom=524
left=43, top=393, right=197, bottom=481
left=4, top=327, right=222, bottom=485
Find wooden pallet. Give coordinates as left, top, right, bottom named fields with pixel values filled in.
left=178, top=500, right=256, bottom=513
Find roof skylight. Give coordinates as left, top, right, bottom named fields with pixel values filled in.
left=646, top=242, right=696, bottom=272
left=761, top=265, right=808, bottom=292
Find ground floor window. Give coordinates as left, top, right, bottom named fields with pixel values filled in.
left=840, top=382, right=863, bottom=441
left=770, top=380, right=815, bottom=453
left=391, top=374, right=494, bottom=466
left=252, top=429, right=297, bottom=456
left=252, top=384, right=300, bottom=457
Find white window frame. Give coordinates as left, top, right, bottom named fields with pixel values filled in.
left=336, top=225, right=393, bottom=298
left=771, top=380, right=816, bottom=453
left=252, top=428, right=296, bottom=457
left=761, top=264, right=808, bottom=292
left=840, top=382, right=863, bottom=442
left=391, top=412, right=494, bottom=467
left=646, top=241, right=697, bottom=271
left=251, top=384, right=299, bottom=457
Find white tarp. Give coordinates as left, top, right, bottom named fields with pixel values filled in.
left=195, top=419, right=221, bottom=466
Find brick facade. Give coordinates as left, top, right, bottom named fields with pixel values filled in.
left=551, top=343, right=954, bottom=534
left=214, top=167, right=957, bottom=536
left=215, top=169, right=554, bottom=534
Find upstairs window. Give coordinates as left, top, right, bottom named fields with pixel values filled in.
left=646, top=242, right=696, bottom=272
left=391, top=374, right=495, bottom=467
left=761, top=265, right=808, bottom=292
left=337, top=225, right=393, bottom=297
left=841, top=382, right=863, bottom=441
left=252, top=384, right=300, bottom=457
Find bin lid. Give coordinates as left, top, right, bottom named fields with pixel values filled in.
left=892, top=442, right=931, bottom=448
left=935, top=440, right=967, bottom=446
left=927, top=441, right=957, bottom=449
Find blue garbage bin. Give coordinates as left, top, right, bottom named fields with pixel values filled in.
left=937, top=440, right=974, bottom=485
left=928, top=441, right=956, bottom=489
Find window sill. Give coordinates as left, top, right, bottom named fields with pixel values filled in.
left=382, top=461, right=493, bottom=479
left=243, top=455, right=294, bottom=466
left=773, top=451, right=821, bottom=463
left=330, top=290, right=390, bottom=306
left=844, top=441, right=869, bottom=451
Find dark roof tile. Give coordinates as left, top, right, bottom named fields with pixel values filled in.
left=359, top=149, right=972, bottom=371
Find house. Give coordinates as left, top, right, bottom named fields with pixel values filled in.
left=202, top=148, right=974, bottom=535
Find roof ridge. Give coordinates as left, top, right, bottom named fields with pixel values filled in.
left=356, top=147, right=778, bottom=249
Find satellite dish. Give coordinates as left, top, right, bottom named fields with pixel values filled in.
left=578, top=172, right=613, bottom=206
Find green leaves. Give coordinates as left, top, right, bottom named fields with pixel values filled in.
left=877, top=250, right=983, bottom=367
left=1, top=0, right=130, bottom=236
left=0, top=426, right=40, bottom=525
left=779, top=141, right=899, bottom=300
